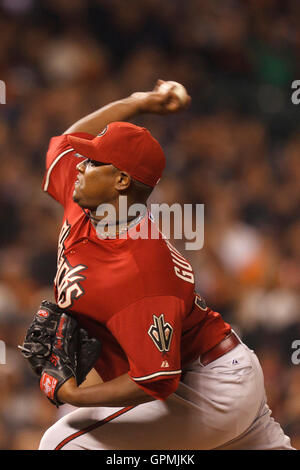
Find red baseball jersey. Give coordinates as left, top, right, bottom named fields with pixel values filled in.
left=42, top=132, right=231, bottom=400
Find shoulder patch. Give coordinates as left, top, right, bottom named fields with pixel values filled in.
left=148, top=314, right=173, bottom=353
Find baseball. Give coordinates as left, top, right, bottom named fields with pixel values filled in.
left=157, top=80, right=189, bottom=105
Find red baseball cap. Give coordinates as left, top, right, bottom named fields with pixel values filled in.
left=67, top=122, right=166, bottom=187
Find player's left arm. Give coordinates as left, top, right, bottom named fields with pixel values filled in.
left=57, top=295, right=184, bottom=407
left=57, top=373, right=154, bottom=407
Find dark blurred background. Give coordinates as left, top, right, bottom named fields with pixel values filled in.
left=0, top=0, right=299, bottom=450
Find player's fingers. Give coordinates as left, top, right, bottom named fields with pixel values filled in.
left=164, top=89, right=182, bottom=106
left=159, top=88, right=176, bottom=101
left=153, top=79, right=165, bottom=91
left=164, top=88, right=191, bottom=111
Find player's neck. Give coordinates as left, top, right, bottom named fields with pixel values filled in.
left=82, top=208, right=146, bottom=236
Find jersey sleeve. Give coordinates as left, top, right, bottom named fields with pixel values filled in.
left=107, top=295, right=185, bottom=401
left=42, top=132, right=94, bottom=207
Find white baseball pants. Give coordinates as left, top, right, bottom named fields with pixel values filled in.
left=39, top=340, right=294, bottom=450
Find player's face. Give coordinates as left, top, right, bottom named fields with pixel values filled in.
left=73, top=158, right=118, bottom=210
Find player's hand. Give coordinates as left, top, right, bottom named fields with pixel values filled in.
left=131, top=79, right=191, bottom=115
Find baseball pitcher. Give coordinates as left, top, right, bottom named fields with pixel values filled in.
left=20, top=80, right=294, bottom=450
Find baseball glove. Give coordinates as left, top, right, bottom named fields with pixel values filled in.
left=19, top=300, right=101, bottom=407
left=19, top=300, right=63, bottom=376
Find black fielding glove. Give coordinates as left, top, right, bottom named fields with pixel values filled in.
left=76, top=329, right=102, bottom=386
left=40, top=313, right=79, bottom=407
left=39, top=315, right=102, bottom=407
left=19, top=300, right=102, bottom=407
left=18, top=301, right=63, bottom=376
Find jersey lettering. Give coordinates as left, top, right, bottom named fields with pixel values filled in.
left=164, top=239, right=195, bottom=284
left=173, top=266, right=194, bottom=284
left=54, top=220, right=87, bottom=309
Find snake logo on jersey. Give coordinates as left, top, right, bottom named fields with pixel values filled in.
left=148, top=314, right=173, bottom=353
left=54, top=220, right=87, bottom=309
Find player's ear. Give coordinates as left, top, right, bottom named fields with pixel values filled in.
left=114, top=170, right=131, bottom=191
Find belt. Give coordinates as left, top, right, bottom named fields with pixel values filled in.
left=200, top=331, right=241, bottom=366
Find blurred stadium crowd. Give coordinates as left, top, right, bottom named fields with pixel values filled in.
left=0, top=0, right=299, bottom=450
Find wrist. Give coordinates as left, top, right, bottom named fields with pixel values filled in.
left=127, top=92, right=150, bottom=114
left=57, top=377, right=77, bottom=405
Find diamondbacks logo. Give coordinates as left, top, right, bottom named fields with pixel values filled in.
left=55, top=220, right=87, bottom=309
left=148, top=314, right=173, bottom=353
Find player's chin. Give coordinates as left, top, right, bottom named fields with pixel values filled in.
left=72, top=188, right=84, bottom=206
left=72, top=190, right=98, bottom=210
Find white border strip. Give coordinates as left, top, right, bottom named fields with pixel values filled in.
left=132, top=370, right=181, bottom=382
left=43, top=147, right=74, bottom=192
